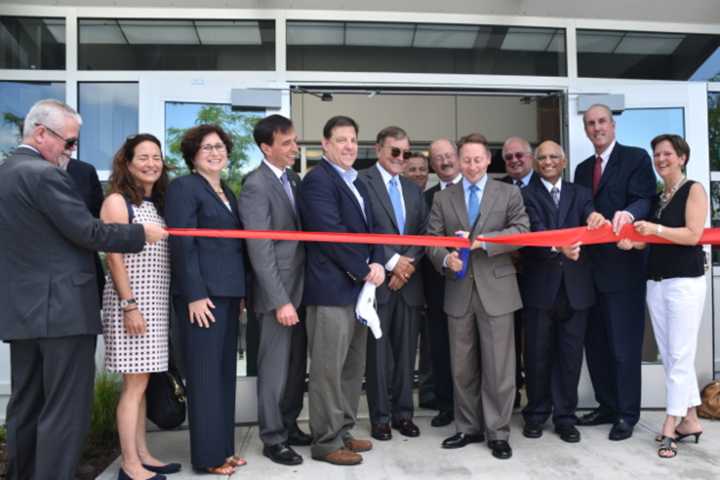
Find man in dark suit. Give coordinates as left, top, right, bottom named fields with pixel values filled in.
left=0, top=99, right=165, bottom=480
left=520, top=140, right=606, bottom=443
left=421, top=138, right=462, bottom=427
left=573, top=104, right=656, bottom=440
left=360, top=126, right=427, bottom=441
left=239, top=114, right=309, bottom=466
left=65, top=157, right=106, bottom=300
left=297, top=116, right=385, bottom=466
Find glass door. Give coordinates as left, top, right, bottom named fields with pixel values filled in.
left=567, top=81, right=712, bottom=408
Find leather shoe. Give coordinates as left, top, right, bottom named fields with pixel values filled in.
left=391, top=418, right=420, bottom=437
left=609, top=420, right=633, bottom=441
left=555, top=425, right=581, bottom=443
left=263, top=442, right=302, bottom=466
left=287, top=425, right=312, bottom=446
left=431, top=409, right=454, bottom=427
left=441, top=432, right=485, bottom=449
left=522, top=423, right=543, bottom=439
left=313, top=448, right=362, bottom=466
left=343, top=437, right=372, bottom=452
left=143, top=463, right=181, bottom=474
left=371, top=422, right=392, bottom=441
left=577, top=408, right=615, bottom=426
left=488, top=440, right=512, bottom=460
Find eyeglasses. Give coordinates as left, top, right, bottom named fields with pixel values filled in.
left=387, top=146, right=412, bottom=160
left=36, top=123, right=78, bottom=150
left=503, top=151, right=530, bottom=162
left=200, top=143, right=227, bottom=153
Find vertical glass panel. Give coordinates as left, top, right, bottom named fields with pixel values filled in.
left=577, top=29, right=720, bottom=80
left=78, top=19, right=275, bottom=70
left=287, top=21, right=566, bottom=76
left=0, top=16, right=65, bottom=69
left=77, top=83, right=138, bottom=172
left=0, top=81, right=65, bottom=161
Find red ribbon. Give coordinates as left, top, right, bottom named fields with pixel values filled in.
left=166, top=224, right=718, bottom=248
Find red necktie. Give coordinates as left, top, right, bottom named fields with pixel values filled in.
left=592, top=156, right=602, bottom=195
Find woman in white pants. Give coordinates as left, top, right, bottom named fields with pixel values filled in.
left=618, top=134, right=707, bottom=459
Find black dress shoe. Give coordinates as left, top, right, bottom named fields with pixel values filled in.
left=431, top=409, right=454, bottom=427
left=371, top=422, right=392, bottom=441
left=555, top=425, right=581, bottom=443
left=287, top=426, right=312, bottom=446
left=488, top=440, right=512, bottom=460
left=143, top=463, right=182, bottom=474
left=609, top=420, right=633, bottom=441
left=263, top=443, right=303, bottom=466
left=577, top=408, right=615, bottom=426
left=391, top=418, right=420, bottom=437
left=441, top=432, right=485, bottom=449
left=522, top=423, right=543, bottom=439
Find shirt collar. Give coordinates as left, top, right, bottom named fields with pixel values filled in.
left=324, top=157, right=358, bottom=183
left=462, top=174, right=489, bottom=193
left=263, top=158, right=285, bottom=179
left=18, top=144, right=40, bottom=155
left=375, top=162, right=400, bottom=187
left=540, top=177, right=562, bottom=193
left=440, top=173, right=462, bottom=190
left=598, top=140, right=617, bottom=164
left=517, top=170, right=534, bottom=187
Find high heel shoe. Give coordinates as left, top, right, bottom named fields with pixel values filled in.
left=118, top=468, right=166, bottom=480
left=674, top=429, right=703, bottom=443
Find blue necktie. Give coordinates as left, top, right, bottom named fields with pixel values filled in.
left=388, top=177, right=405, bottom=234
left=468, top=184, right=480, bottom=227
left=281, top=171, right=296, bottom=211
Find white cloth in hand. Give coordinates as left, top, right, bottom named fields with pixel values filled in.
left=355, top=281, right=382, bottom=339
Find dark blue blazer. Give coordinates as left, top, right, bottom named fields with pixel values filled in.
left=165, top=173, right=245, bottom=302
left=298, top=159, right=382, bottom=306
left=520, top=178, right=596, bottom=311
left=574, top=143, right=656, bottom=292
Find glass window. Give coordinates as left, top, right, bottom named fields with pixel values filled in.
left=0, top=16, right=65, bottom=69
left=614, top=108, right=685, bottom=168
left=577, top=29, right=720, bottom=80
left=0, top=81, right=65, bottom=161
left=77, top=83, right=138, bottom=173
left=78, top=19, right=275, bottom=71
left=287, top=21, right=566, bottom=76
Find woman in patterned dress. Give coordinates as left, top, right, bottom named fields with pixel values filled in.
left=101, top=134, right=179, bottom=480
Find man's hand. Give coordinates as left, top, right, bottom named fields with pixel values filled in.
left=445, top=251, right=464, bottom=273
left=616, top=238, right=635, bottom=250
left=364, top=262, right=385, bottom=286
left=559, top=242, right=581, bottom=261
left=275, top=303, right=299, bottom=327
left=143, top=223, right=168, bottom=243
left=586, top=212, right=608, bottom=230
left=387, top=273, right=407, bottom=291
left=392, top=256, right=415, bottom=282
left=188, top=297, right=216, bottom=328
left=612, top=211, right=633, bottom=235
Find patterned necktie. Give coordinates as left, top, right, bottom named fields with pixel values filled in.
left=388, top=177, right=405, bottom=234
left=551, top=186, right=560, bottom=208
left=592, top=156, right=602, bottom=195
left=515, top=179, right=524, bottom=188
left=468, top=184, right=480, bottom=227
left=281, top=171, right=296, bottom=211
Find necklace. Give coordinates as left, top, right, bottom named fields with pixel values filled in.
left=656, top=175, right=686, bottom=217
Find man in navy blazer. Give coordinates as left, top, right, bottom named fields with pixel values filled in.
left=520, top=140, right=606, bottom=443
left=297, top=116, right=385, bottom=466
left=573, top=104, right=656, bottom=440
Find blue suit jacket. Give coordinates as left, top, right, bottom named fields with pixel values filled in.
left=574, top=143, right=656, bottom=292
left=165, top=173, right=246, bottom=302
left=298, top=159, right=381, bottom=306
left=520, top=177, right=596, bottom=310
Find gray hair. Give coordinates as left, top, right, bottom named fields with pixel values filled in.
left=582, top=103, right=614, bottom=127
left=23, top=99, right=82, bottom=139
left=501, top=136, right=532, bottom=156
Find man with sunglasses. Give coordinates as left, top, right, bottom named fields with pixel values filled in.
left=360, top=126, right=427, bottom=441
left=0, top=99, right=167, bottom=480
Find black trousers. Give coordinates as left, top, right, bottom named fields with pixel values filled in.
left=175, top=295, right=239, bottom=469
left=522, top=285, right=588, bottom=427
left=425, top=282, right=453, bottom=412
left=6, top=335, right=96, bottom=480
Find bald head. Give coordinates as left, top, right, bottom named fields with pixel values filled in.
left=534, top=140, right=566, bottom=184
left=429, top=138, right=459, bottom=182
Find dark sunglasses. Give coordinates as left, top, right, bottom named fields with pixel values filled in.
left=37, top=123, right=79, bottom=150
left=503, top=151, right=529, bottom=162
left=388, top=146, right=412, bottom=160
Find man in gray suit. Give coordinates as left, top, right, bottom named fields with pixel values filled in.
left=0, top=99, right=166, bottom=480
left=427, top=133, right=529, bottom=460
left=239, top=114, right=309, bottom=466
left=360, top=126, right=427, bottom=441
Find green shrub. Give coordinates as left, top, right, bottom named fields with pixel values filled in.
left=88, top=372, right=122, bottom=445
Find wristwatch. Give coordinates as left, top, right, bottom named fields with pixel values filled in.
left=120, top=298, right=137, bottom=310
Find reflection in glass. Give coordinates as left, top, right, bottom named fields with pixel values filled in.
left=0, top=81, right=65, bottom=161
left=0, top=16, right=65, bottom=69
left=78, top=19, right=275, bottom=70
left=78, top=83, right=138, bottom=173
left=287, top=21, right=566, bottom=76
left=709, top=94, right=720, bottom=171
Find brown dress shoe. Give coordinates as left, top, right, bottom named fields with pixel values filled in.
left=343, top=437, right=373, bottom=452
left=314, top=448, right=362, bottom=466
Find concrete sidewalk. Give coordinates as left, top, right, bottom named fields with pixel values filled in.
left=97, top=409, right=720, bottom=479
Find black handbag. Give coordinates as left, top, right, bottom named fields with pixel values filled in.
left=146, top=364, right=186, bottom=430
